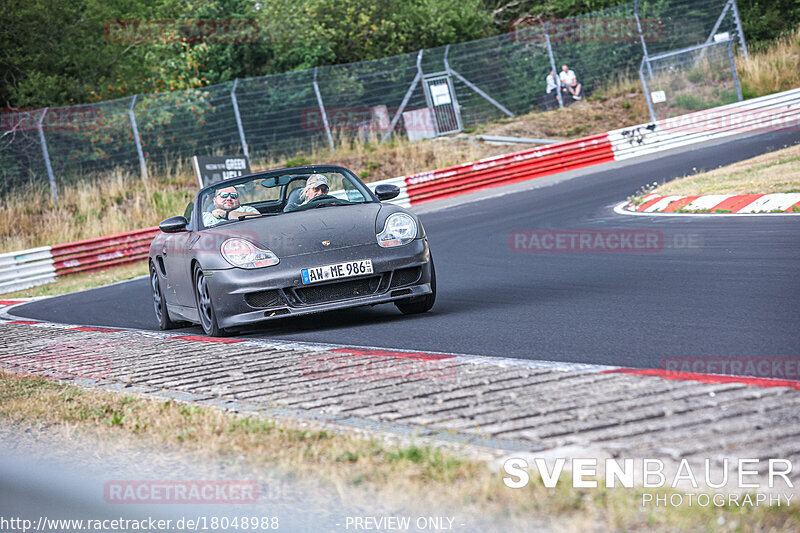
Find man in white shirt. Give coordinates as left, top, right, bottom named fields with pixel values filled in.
left=559, top=64, right=582, bottom=100
left=202, top=186, right=259, bottom=226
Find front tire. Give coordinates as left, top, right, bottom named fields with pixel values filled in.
left=395, top=257, right=436, bottom=315
left=193, top=265, right=226, bottom=337
left=150, top=261, right=179, bottom=330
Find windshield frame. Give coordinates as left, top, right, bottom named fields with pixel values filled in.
left=194, top=165, right=378, bottom=230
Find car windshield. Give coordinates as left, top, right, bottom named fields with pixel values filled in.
left=198, top=168, right=374, bottom=229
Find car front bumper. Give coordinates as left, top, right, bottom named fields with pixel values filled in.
left=203, top=239, right=433, bottom=329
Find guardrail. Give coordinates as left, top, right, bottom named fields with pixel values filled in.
left=403, top=133, right=614, bottom=205
left=608, top=88, right=800, bottom=160
left=2, top=88, right=798, bottom=295
left=50, top=227, right=158, bottom=276
left=0, top=228, right=158, bottom=294
left=390, top=87, right=800, bottom=206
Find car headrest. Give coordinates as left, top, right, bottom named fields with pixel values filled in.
left=287, top=187, right=304, bottom=205
left=284, top=186, right=305, bottom=212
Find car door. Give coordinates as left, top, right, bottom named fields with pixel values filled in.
left=160, top=203, right=196, bottom=308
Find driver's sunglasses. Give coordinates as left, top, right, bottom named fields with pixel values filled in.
left=218, top=192, right=238, bottom=199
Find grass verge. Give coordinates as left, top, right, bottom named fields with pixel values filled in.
left=1, top=370, right=798, bottom=532
left=648, top=143, right=800, bottom=197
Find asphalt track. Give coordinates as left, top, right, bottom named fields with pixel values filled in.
left=11, top=129, right=800, bottom=370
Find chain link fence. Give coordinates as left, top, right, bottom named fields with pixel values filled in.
left=640, top=39, right=743, bottom=123
left=0, top=0, right=747, bottom=200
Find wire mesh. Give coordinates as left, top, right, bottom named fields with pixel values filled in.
left=641, top=40, right=741, bottom=122
left=0, top=0, right=746, bottom=197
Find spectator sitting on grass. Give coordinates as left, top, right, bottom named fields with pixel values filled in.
left=544, top=70, right=560, bottom=109
left=559, top=64, right=582, bottom=100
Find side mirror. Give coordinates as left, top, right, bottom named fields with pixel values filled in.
left=374, top=184, right=400, bottom=201
left=159, top=215, right=188, bottom=233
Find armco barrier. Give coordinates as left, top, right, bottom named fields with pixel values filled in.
left=608, top=88, right=800, bottom=160
left=0, top=247, right=57, bottom=294
left=2, top=88, right=798, bottom=295
left=0, top=227, right=158, bottom=294
left=50, top=227, right=158, bottom=276
left=403, top=134, right=614, bottom=205
left=392, top=88, right=800, bottom=207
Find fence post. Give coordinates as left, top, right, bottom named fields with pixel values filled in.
left=727, top=40, right=743, bottom=101
left=639, top=58, right=657, bottom=124
left=313, top=67, right=335, bottom=152
left=37, top=108, right=58, bottom=204
left=442, top=44, right=464, bottom=132
left=128, top=95, right=149, bottom=183
left=705, top=0, right=732, bottom=46
left=231, top=78, right=249, bottom=158
left=729, top=0, right=749, bottom=59
left=544, top=23, right=563, bottom=109
left=381, top=50, right=423, bottom=143
left=634, top=0, right=654, bottom=79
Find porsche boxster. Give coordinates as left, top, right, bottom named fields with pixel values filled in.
left=148, top=165, right=435, bottom=336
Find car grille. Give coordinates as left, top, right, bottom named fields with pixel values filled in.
left=293, top=276, right=381, bottom=305
left=389, top=266, right=422, bottom=288
left=245, top=289, right=283, bottom=309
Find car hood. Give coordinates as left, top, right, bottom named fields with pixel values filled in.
left=198, top=203, right=382, bottom=258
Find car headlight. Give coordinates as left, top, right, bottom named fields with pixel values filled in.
left=377, top=213, right=418, bottom=247
left=221, top=238, right=279, bottom=269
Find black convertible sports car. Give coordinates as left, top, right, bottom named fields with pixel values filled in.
left=148, top=165, right=435, bottom=336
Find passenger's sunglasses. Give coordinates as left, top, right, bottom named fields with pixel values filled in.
left=217, top=192, right=238, bottom=199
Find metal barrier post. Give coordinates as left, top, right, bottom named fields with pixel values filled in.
left=705, top=0, right=732, bottom=45
left=639, top=58, right=657, bottom=123
left=634, top=0, right=654, bottom=79
left=128, top=95, right=149, bottom=183
left=446, top=42, right=514, bottom=118
left=381, top=50, right=423, bottom=143
left=37, top=108, right=58, bottom=204
left=728, top=40, right=743, bottom=101
left=729, top=0, right=749, bottom=59
left=545, top=24, right=564, bottom=109
left=231, top=79, right=249, bottom=158
left=313, top=67, right=335, bottom=152
left=442, top=45, right=465, bottom=132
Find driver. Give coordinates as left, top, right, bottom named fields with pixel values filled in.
left=202, top=186, right=259, bottom=227
left=299, top=175, right=329, bottom=206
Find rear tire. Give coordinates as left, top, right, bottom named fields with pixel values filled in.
left=193, top=265, right=226, bottom=337
left=150, top=261, right=179, bottom=330
left=395, top=257, right=436, bottom=315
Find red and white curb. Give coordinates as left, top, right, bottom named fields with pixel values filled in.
left=615, top=192, right=800, bottom=216
left=2, top=304, right=798, bottom=393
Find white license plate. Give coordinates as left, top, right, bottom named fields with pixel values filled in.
left=301, top=259, right=373, bottom=284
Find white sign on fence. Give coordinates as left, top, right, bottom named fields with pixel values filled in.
left=430, top=84, right=452, bottom=106
left=651, top=91, right=667, bottom=104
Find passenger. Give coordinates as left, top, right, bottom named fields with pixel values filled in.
left=559, top=64, right=582, bottom=100
left=299, top=175, right=330, bottom=205
left=202, top=186, right=259, bottom=226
